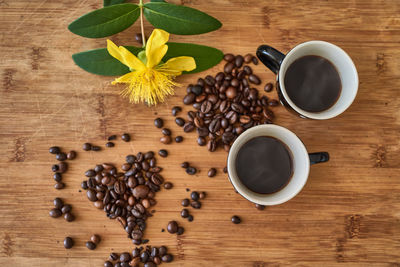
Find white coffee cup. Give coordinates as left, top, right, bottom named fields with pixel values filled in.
left=256, top=41, right=358, bottom=119
left=227, top=125, right=329, bottom=206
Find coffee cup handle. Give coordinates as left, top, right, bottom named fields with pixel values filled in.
left=309, top=152, right=330, bottom=165
left=256, top=45, right=286, bottom=74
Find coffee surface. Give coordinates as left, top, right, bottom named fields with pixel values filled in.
left=235, top=136, right=293, bottom=194
left=284, top=55, right=341, bottom=112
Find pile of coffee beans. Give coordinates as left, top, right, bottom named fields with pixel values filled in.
left=81, top=151, right=168, bottom=245
left=49, top=197, right=75, bottom=222
left=104, top=246, right=173, bottom=267
left=181, top=162, right=197, bottom=175
left=49, top=146, right=76, bottom=189
left=180, top=191, right=206, bottom=222
left=177, top=53, right=277, bottom=152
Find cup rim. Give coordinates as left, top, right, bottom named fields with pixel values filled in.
left=227, top=124, right=310, bottom=205
left=278, top=40, right=359, bottom=120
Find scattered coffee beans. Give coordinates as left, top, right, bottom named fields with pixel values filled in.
left=190, top=191, right=199, bottom=201
left=181, top=209, right=189, bottom=218
left=91, top=145, right=101, bottom=151
left=82, top=143, right=92, bottom=151
left=181, top=198, right=190, bottom=207
left=161, top=128, right=171, bottom=136
left=164, top=182, right=173, bottom=189
left=186, top=166, right=197, bottom=175
left=63, top=237, right=74, bottom=249
left=160, top=135, right=172, bottom=144
left=67, top=150, right=76, bottom=160
left=223, top=166, right=227, bottom=173
left=255, top=204, right=265, bottom=210
left=54, top=182, right=65, bottom=190
left=108, top=135, right=117, bottom=141
left=56, top=152, right=67, bottom=161
left=105, top=142, right=115, bottom=148
left=231, top=215, right=241, bottom=224
left=181, top=162, right=189, bottom=168
left=64, top=212, right=74, bottom=222
left=49, top=208, right=62, bottom=218
left=175, top=117, right=185, bottom=127
left=264, top=82, right=273, bottom=92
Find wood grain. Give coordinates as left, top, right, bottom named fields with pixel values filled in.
left=1, top=0, right=400, bottom=266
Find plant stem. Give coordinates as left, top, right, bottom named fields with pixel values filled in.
left=139, top=0, right=146, bottom=48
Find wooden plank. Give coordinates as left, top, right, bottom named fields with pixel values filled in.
left=0, top=0, right=399, bottom=266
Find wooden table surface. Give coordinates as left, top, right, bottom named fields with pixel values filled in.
left=1, top=0, right=399, bottom=266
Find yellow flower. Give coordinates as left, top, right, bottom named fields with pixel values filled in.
left=107, top=29, right=196, bottom=105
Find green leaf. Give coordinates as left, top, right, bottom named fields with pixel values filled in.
left=164, top=42, right=223, bottom=73
left=72, top=46, right=143, bottom=76
left=143, top=2, right=222, bottom=35
left=103, top=0, right=125, bottom=7
left=72, top=43, right=223, bottom=76
left=68, top=3, right=140, bottom=38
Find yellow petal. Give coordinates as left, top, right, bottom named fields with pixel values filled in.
left=111, top=71, right=136, bottom=85
left=107, top=40, right=145, bottom=71
left=158, top=56, right=196, bottom=75
left=145, top=29, right=169, bottom=68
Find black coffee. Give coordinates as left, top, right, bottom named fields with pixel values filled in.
left=284, top=55, right=341, bottom=112
left=235, top=136, right=293, bottom=194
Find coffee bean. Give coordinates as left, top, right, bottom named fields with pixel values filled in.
left=85, top=169, right=96, bottom=177
left=61, top=204, right=71, bottom=214
left=161, top=254, right=173, bottom=263
left=82, top=143, right=92, bottom=151
left=134, top=33, right=143, bottom=43
left=132, top=185, right=149, bottom=199
left=54, top=182, right=65, bottom=190
left=255, top=204, right=266, bottom=210
left=131, top=248, right=140, bottom=258
left=49, top=208, right=62, bottom=218
left=158, top=149, right=168, bottom=158
left=207, top=139, right=217, bottom=152
left=120, top=133, right=131, bottom=142
left=49, top=146, right=61, bottom=154
left=167, top=221, right=178, bottom=234
left=188, top=215, right=194, bottom=222
left=106, top=142, right=115, bottom=148
left=231, top=215, right=241, bottom=224
left=182, top=122, right=195, bottom=133
left=90, top=234, right=101, bottom=244
left=183, top=93, right=196, bottom=105
left=200, top=100, right=212, bottom=113
left=153, top=256, right=161, bottom=265
left=209, top=118, right=221, bottom=133
left=94, top=200, right=103, bottom=209
left=120, top=252, right=131, bottom=262
left=108, top=135, right=117, bottom=141
left=244, top=53, right=253, bottom=63
left=182, top=198, right=190, bottom=207
left=121, top=262, right=129, bottom=267
left=224, top=62, right=235, bottom=74
left=53, top=198, right=63, bottom=209
left=52, top=164, right=59, bottom=172
left=181, top=162, right=189, bottom=169
left=226, top=87, right=237, bottom=99
left=181, top=209, right=189, bottom=218
left=252, top=56, right=259, bottom=65
left=175, top=136, right=183, bottom=143
left=216, top=72, right=225, bottom=82
left=199, top=192, right=206, bottom=199
left=160, top=136, right=171, bottom=144
left=58, top=162, right=68, bottom=173
left=81, top=181, right=88, bottom=190
left=223, top=166, right=228, bottom=173
left=129, top=258, right=140, bottom=267
left=87, top=189, right=97, bottom=202
left=197, top=127, right=209, bottom=137
left=144, top=263, right=156, bottom=267
left=264, top=82, right=273, bottom=92
left=104, top=261, right=113, bottom=267
left=191, top=85, right=203, bottom=96
left=164, top=182, right=173, bottom=189
left=177, top=226, right=184, bottom=235
left=154, top=118, right=164, bottom=128
left=208, top=168, right=217, bottom=177
left=91, top=145, right=101, bottom=151
left=171, top=106, right=182, bottom=116
left=86, top=241, right=96, bottom=250
left=197, top=136, right=206, bottom=146
left=56, top=152, right=67, bottom=161
left=191, top=191, right=199, bottom=201
left=64, top=212, right=74, bottom=222
left=175, top=117, right=185, bottom=127
left=224, top=53, right=235, bottom=62
left=63, top=237, right=74, bottom=249
left=268, top=99, right=279, bottom=106
left=235, top=55, right=244, bottom=68
left=248, top=74, right=261, bottom=85
left=186, top=166, right=197, bottom=175
left=191, top=201, right=201, bottom=209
